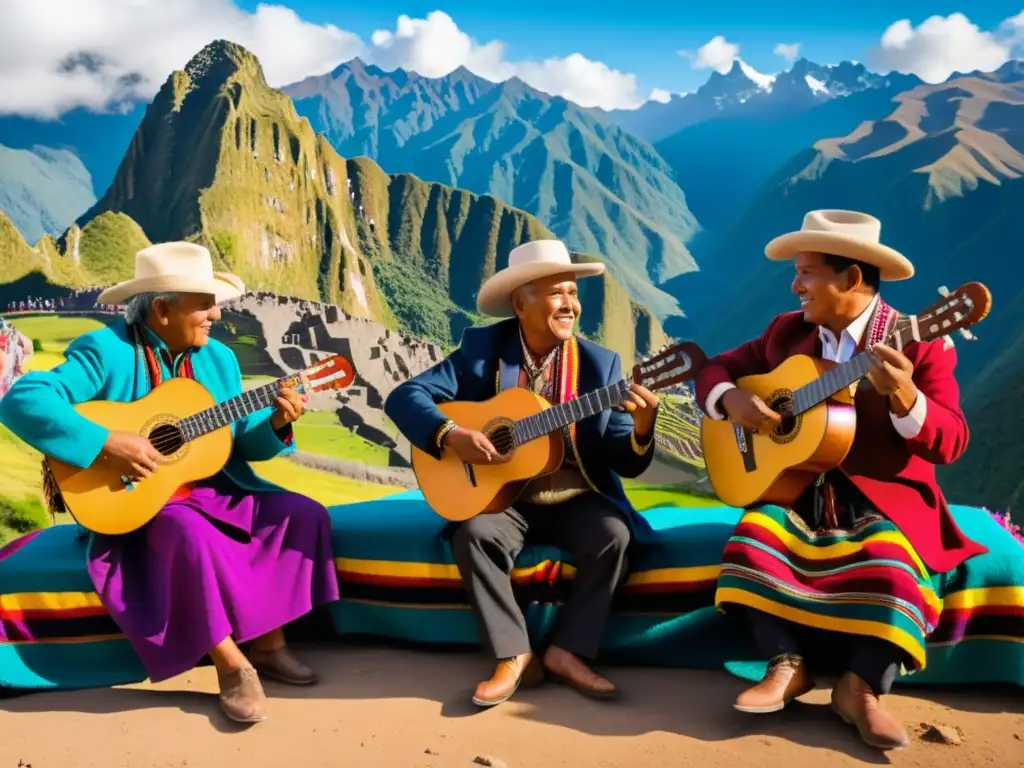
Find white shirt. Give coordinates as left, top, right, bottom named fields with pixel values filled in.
left=705, top=294, right=927, bottom=438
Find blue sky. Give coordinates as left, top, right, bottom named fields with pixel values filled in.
left=236, top=1, right=1024, bottom=95
left=1, top=2, right=1022, bottom=118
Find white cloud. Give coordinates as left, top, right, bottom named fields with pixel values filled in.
left=682, top=36, right=740, bottom=74
left=773, top=43, right=801, bottom=62
left=0, top=0, right=364, bottom=118
left=0, top=4, right=653, bottom=117
left=366, top=11, right=645, bottom=110
left=869, top=12, right=1012, bottom=83
left=649, top=88, right=672, bottom=103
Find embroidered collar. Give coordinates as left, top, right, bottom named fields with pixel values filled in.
left=519, top=327, right=560, bottom=388
left=138, top=322, right=194, bottom=379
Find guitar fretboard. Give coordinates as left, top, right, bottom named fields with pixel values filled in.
left=791, top=315, right=919, bottom=415
left=513, top=379, right=630, bottom=444
left=178, top=376, right=300, bottom=442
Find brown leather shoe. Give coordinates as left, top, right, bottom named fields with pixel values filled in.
left=831, top=672, right=910, bottom=750
left=472, top=654, right=544, bottom=708
left=248, top=646, right=317, bottom=686
left=542, top=646, right=618, bottom=699
left=218, top=667, right=268, bottom=724
left=734, top=654, right=814, bottom=713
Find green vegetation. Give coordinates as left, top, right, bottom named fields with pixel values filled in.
left=252, top=457, right=394, bottom=507
left=13, top=314, right=110, bottom=371
left=287, top=60, right=698, bottom=320
left=623, top=481, right=721, bottom=511
left=70, top=212, right=151, bottom=284
left=292, top=411, right=391, bottom=466
left=654, top=394, right=704, bottom=469
left=65, top=40, right=666, bottom=361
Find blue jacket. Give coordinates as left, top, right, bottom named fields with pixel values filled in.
left=0, top=318, right=291, bottom=495
left=384, top=319, right=655, bottom=531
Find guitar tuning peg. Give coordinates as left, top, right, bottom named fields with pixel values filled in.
left=938, top=285, right=950, bottom=297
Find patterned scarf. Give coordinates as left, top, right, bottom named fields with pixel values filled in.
left=818, top=296, right=900, bottom=530
left=516, top=332, right=581, bottom=455
left=135, top=323, right=195, bottom=389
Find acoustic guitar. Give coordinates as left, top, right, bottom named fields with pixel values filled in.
left=45, top=354, right=355, bottom=536
left=411, top=341, right=707, bottom=522
left=700, top=282, right=991, bottom=508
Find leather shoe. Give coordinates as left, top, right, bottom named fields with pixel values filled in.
left=734, top=654, right=814, bottom=713
left=472, top=653, right=544, bottom=708
left=831, top=671, right=909, bottom=750
left=542, top=646, right=618, bottom=699
left=248, top=646, right=318, bottom=686
left=218, top=667, right=268, bottom=724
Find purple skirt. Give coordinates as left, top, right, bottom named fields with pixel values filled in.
left=86, top=476, right=340, bottom=682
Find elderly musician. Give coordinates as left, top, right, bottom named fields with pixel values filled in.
left=385, top=240, right=660, bottom=708
left=0, top=243, right=340, bottom=725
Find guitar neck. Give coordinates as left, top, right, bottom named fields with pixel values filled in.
left=513, top=379, right=631, bottom=445
left=791, top=316, right=918, bottom=415
left=178, top=375, right=303, bottom=442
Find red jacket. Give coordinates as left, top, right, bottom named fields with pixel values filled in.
left=695, top=310, right=987, bottom=573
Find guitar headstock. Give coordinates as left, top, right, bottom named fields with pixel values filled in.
left=301, top=354, right=356, bottom=392
left=900, top=282, right=991, bottom=347
left=631, top=341, right=707, bottom=392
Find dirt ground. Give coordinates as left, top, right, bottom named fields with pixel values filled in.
left=1, top=644, right=1022, bottom=768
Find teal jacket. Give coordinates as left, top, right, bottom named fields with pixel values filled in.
left=0, top=318, right=291, bottom=495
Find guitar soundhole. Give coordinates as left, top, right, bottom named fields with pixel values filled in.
left=768, top=392, right=800, bottom=444
left=488, top=425, right=515, bottom=457
left=148, top=423, right=184, bottom=457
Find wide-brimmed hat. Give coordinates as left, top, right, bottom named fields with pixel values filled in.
left=97, top=242, right=246, bottom=305
left=764, top=209, right=914, bottom=281
left=476, top=240, right=605, bottom=317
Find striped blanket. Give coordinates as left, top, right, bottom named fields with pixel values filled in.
left=715, top=507, right=940, bottom=673
left=1, top=491, right=1023, bottom=692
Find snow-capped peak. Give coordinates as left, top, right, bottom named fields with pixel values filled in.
left=739, top=60, right=775, bottom=91
left=804, top=74, right=829, bottom=95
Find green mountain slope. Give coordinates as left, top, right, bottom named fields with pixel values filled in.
left=73, top=41, right=664, bottom=360
left=0, top=144, right=96, bottom=244
left=283, top=59, right=699, bottom=320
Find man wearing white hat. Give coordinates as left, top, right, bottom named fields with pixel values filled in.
left=694, top=210, right=985, bottom=750
left=385, top=239, right=661, bottom=707
left=0, top=242, right=340, bottom=725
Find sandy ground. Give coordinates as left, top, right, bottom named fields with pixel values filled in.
left=1, top=644, right=1022, bottom=768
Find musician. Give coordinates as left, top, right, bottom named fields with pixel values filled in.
left=385, top=239, right=660, bottom=707
left=695, top=210, right=986, bottom=750
left=0, top=243, right=339, bottom=725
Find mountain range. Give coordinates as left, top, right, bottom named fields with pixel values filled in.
left=282, top=59, right=698, bottom=319
left=0, top=41, right=665, bottom=365
left=1, top=41, right=1023, bottom=508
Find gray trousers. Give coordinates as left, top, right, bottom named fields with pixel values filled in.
left=451, top=492, right=631, bottom=660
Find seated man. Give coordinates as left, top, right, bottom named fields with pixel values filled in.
left=695, top=210, right=987, bottom=750
left=0, top=243, right=340, bottom=725
left=385, top=239, right=660, bottom=707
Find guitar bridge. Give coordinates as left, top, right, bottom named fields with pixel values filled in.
left=462, top=462, right=478, bottom=487
left=733, top=423, right=757, bottom=473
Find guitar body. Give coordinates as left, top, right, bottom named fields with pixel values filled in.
left=700, top=355, right=858, bottom=509
left=411, top=387, right=564, bottom=522
left=47, top=377, right=234, bottom=536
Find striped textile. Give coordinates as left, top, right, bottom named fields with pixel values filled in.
left=2, top=494, right=1023, bottom=693
left=715, top=505, right=942, bottom=671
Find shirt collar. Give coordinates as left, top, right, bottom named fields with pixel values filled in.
left=141, top=322, right=169, bottom=352
left=818, top=294, right=880, bottom=348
